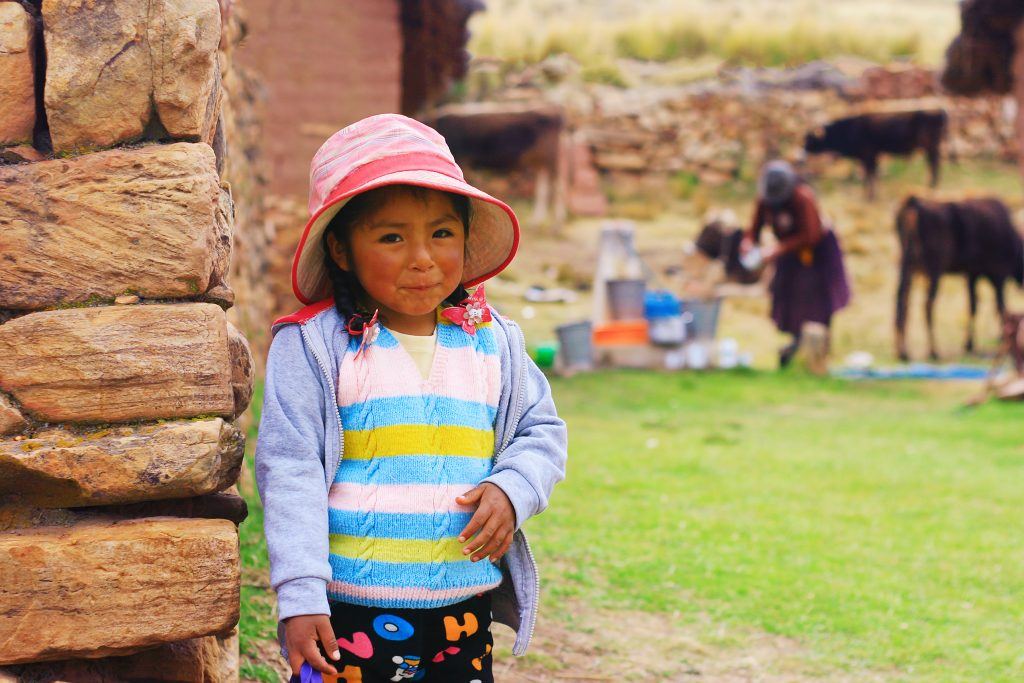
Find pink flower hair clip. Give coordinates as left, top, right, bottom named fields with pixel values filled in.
left=348, top=309, right=379, bottom=358
left=441, top=285, right=492, bottom=335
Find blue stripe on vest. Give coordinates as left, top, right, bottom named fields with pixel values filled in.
left=328, top=509, right=474, bottom=540
left=332, top=456, right=492, bottom=486
left=327, top=555, right=500, bottom=588
left=339, top=397, right=496, bottom=431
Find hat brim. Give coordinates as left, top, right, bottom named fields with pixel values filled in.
left=292, top=170, right=520, bottom=305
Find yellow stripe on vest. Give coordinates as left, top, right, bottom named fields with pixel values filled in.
left=329, top=534, right=471, bottom=564
left=343, top=424, right=494, bottom=460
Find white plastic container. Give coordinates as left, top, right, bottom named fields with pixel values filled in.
left=664, top=349, right=686, bottom=370
left=685, top=342, right=710, bottom=370
left=717, top=338, right=739, bottom=369
left=649, top=315, right=690, bottom=346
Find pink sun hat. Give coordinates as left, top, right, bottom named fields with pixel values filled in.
left=291, top=113, right=521, bottom=305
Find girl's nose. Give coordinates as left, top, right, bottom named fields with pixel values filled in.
left=408, top=241, right=434, bottom=271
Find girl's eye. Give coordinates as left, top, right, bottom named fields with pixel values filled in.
left=379, top=233, right=403, bottom=244
left=433, top=228, right=455, bottom=238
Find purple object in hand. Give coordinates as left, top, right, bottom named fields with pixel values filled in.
left=289, top=662, right=323, bottom=683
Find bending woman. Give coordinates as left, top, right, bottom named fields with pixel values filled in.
left=742, top=160, right=851, bottom=367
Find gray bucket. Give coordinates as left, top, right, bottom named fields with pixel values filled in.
left=607, top=279, right=646, bottom=321
left=683, top=298, right=722, bottom=340
left=556, top=320, right=594, bottom=370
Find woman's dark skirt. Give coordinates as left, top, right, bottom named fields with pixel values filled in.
left=770, top=230, right=851, bottom=336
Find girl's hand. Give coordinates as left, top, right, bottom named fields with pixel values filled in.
left=284, top=614, right=340, bottom=677
left=740, top=236, right=755, bottom=255
left=456, top=483, right=515, bottom=563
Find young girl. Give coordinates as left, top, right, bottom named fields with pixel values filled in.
left=255, top=114, right=567, bottom=682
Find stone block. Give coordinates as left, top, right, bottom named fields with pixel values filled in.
left=0, top=517, right=239, bottom=665
left=42, top=0, right=221, bottom=151
left=0, top=419, right=243, bottom=507
left=0, top=143, right=226, bottom=309
left=0, top=303, right=239, bottom=423
left=0, top=629, right=238, bottom=681
left=0, top=2, right=35, bottom=146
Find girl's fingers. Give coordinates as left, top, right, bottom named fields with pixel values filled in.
left=455, top=486, right=483, bottom=506
left=303, top=640, right=338, bottom=676
left=473, top=534, right=504, bottom=562
left=316, top=620, right=341, bottom=663
left=478, top=531, right=510, bottom=563
left=491, top=532, right=513, bottom=562
left=470, top=521, right=506, bottom=561
left=288, top=649, right=304, bottom=677
left=464, top=517, right=497, bottom=556
left=458, top=506, right=489, bottom=543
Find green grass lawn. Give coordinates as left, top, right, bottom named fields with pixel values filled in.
left=239, top=371, right=1023, bottom=681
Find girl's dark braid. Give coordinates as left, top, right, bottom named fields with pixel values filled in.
left=320, top=236, right=369, bottom=334
left=320, top=186, right=472, bottom=335
left=446, top=284, right=470, bottom=307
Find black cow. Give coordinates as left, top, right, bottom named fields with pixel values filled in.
left=895, top=195, right=1024, bottom=361
left=805, top=110, right=948, bottom=200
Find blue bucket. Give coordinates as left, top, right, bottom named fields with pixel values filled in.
left=644, top=291, right=682, bottom=319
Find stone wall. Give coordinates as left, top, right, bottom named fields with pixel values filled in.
left=569, top=65, right=1017, bottom=192
left=461, top=59, right=1018, bottom=206
left=581, top=87, right=1016, bottom=190
left=219, top=0, right=271, bottom=364
left=0, top=1, right=253, bottom=679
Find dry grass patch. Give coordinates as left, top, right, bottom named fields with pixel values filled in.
left=470, top=0, right=961, bottom=70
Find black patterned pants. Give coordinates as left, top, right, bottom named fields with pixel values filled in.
left=290, top=593, right=494, bottom=683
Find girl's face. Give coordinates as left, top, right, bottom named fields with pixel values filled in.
left=327, top=189, right=466, bottom=335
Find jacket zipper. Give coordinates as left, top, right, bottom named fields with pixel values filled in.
left=496, top=318, right=541, bottom=655
left=299, top=323, right=345, bottom=478
left=497, top=318, right=529, bottom=454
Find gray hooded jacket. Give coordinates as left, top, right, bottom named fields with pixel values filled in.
left=254, top=300, right=568, bottom=657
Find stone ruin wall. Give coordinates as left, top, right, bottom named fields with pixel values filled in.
left=0, top=0, right=260, bottom=679
left=455, top=61, right=1021, bottom=209
left=573, top=66, right=1021, bottom=196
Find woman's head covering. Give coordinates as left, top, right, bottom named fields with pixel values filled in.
left=292, top=113, right=520, bottom=305
left=758, top=160, right=799, bottom=208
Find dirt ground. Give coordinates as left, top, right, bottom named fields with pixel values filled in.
left=489, top=601, right=892, bottom=683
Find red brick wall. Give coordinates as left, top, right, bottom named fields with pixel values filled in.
left=236, top=0, right=403, bottom=198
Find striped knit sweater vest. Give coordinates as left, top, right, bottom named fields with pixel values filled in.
left=327, top=315, right=504, bottom=608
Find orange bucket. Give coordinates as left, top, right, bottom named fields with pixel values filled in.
left=593, top=321, right=649, bottom=346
